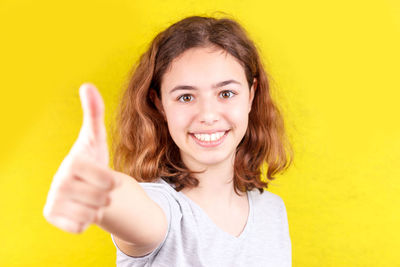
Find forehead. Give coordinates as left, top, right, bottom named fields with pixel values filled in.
left=161, top=46, right=247, bottom=91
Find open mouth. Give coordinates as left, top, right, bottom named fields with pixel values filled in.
left=189, top=130, right=230, bottom=147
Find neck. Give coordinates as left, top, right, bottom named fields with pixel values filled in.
left=180, top=153, right=246, bottom=209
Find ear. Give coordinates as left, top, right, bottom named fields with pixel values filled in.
left=149, top=89, right=166, bottom=119
left=248, top=78, right=257, bottom=113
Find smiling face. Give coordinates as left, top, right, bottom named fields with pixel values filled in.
left=153, top=46, right=256, bottom=171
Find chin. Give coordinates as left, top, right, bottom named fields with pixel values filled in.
left=187, top=152, right=233, bottom=168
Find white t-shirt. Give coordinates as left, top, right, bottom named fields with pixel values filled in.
left=111, top=178, right=291, bottom=267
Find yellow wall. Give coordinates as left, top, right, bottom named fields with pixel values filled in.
left=1, top=0, right=399, bottom=266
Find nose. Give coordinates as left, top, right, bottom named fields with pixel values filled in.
left=198, top=98, right=219, bottom=125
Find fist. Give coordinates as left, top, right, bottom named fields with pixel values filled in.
left=43, top=83, right=120, bottom=234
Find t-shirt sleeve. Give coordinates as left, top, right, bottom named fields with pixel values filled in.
left=110, top=182, right=178, bottom=266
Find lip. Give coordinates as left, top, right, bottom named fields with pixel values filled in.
left=189, top=129, right=229, bottom=134
left=189, top=130, right=229, bottom=148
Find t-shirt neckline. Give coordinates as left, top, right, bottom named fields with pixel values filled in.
left=178, top=189, right=253, bottom=242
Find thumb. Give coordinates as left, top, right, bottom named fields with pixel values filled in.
left=79, top=83, right=107, bottom=145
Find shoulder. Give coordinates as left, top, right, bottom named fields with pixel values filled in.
left=249, top=189, right=290, bottom=239
left=250, top=188, right=285, bottom=205
left=249, top=188, right=288, bottom=217
left=138, top=178, right=183, bottom=221
left=138, top=177, right=176, bottom=191
left=138, top=178, right=180, bottom=201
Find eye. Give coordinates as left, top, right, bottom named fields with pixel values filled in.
left=220, top=90, right=236, bottom=99
left=178, top=94, right=193, bottom=103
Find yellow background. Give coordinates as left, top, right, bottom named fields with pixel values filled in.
left=1, top=0, right=399, bottom=266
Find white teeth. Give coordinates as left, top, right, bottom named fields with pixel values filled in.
left=211, top=133, right=216, bottom=140
left=193, top=131, right=226, bottom=142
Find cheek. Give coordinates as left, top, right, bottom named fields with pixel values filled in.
left=229, top=104, right=250, bottom=127
left=165, top=108, right=191, bottom=136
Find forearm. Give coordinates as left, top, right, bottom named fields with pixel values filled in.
left=97, top=171, right=167, bottom=246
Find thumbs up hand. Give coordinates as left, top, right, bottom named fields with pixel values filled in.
left=72, top=83, right=109, bottom=166
left=43, top=83, right=120, bottom=234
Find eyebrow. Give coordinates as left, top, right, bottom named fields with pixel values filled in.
left=169, top=79, right=242, bottom=94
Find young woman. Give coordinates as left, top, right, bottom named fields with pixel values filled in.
left=43, top=15, right=293, bottom=266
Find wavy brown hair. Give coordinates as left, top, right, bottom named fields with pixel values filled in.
left=111, top=15, right=293, bottom=195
